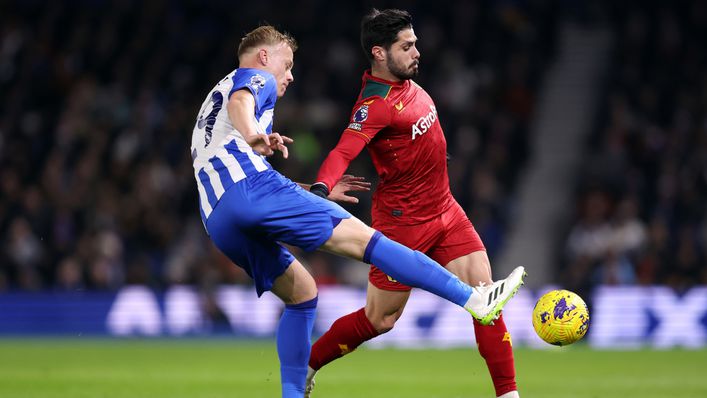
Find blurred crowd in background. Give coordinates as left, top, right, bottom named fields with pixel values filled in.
left=0, top=0, right=704, bottom=295
left=0, top=0, right=555, bottom=293
left=562, top=1, right=707, bottom=296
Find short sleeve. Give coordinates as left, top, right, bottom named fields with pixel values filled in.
left=228, top=68, right=277, bottom=114
left=343, top=98, right=392, bottom=143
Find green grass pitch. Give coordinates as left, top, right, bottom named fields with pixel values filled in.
left=1, top=339, right=706, bottom=398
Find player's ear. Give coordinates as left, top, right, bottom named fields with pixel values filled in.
left=258, top=48, right=268, bottom=66
left=372, top=46, right=385, bottom=62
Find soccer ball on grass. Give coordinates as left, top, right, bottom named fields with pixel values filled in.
left=532, top=289, right=589, bottom=346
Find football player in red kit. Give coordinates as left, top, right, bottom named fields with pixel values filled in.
left=306, top=9, right=520, bottom=398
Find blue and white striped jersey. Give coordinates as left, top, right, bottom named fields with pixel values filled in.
left=191, top=68, right=278, bottom=223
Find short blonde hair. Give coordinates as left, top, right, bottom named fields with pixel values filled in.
left=237, top=25, right=298, bottom=58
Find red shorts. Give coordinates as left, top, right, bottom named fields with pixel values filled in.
left=369, top=201, right=485, bottom=291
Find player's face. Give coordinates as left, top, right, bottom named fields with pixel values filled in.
left=266, top=42, right=295, bottom=97
left=386, top=28, right=420, bottom=80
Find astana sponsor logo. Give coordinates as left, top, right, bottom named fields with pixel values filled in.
left=411, top=105, right=437, bottom=140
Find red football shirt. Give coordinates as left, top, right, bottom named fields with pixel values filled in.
left=316, top=70, right=454, bottom=225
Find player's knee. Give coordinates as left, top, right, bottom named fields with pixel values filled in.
left=292, top=286, right=318, bottom=305
left=279, top=282, right=318, bottom=306
left=285, top=290, right=318, bottom=307
left=325, top=217, right=376, bottom=259
left=370, top=314, right=398, bottom=334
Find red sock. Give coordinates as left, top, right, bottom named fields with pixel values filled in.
left=473, top=314, right=517, bottom=397
left=309, top=308, right=379, bottom=370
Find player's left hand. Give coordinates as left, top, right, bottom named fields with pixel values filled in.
left=329, top=174, right=371, bottom=204
left=247, top=132, right=293, bottom=158
left=267, top=132, right=293, bottom=159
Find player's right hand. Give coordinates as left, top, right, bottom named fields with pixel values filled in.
left=329, top=174, right=371, bottom=204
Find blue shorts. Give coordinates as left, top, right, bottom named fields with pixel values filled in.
left=205, top=170, right=351, bottom=296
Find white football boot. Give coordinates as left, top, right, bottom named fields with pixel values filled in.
left=304, top=366, right=316, bottom=398
left=464, top=266, right=526, bottom=325
left=498, top=391, right=520, bottom=398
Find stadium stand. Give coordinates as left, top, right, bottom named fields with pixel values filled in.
left=561, top=1, right=707, bottom=296
left=0, top=1, right=557, bottom=292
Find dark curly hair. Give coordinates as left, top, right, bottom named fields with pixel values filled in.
left=360, top=8, right=413, bottom=61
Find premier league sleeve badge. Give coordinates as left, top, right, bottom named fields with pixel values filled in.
left=353, top=105, right=369, bottom=123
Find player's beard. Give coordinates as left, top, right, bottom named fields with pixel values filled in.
left=387, top=57, right=418, bottom=80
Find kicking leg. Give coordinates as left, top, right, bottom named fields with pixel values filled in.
left=319, top=217, right=525, bottom=324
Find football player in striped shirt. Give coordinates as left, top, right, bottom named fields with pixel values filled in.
left=191, top=25, right=525, bottom=398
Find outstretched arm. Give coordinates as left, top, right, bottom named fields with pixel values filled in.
left=309, top=133, right=368, bottom=198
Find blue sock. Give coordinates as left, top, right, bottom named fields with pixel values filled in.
left=277, top=296, right=317, bottom=398
left=364, top=232, right=472, bottom=307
